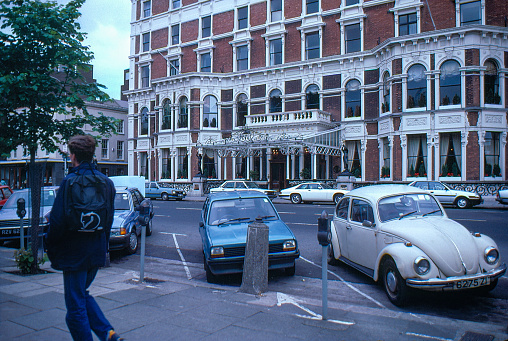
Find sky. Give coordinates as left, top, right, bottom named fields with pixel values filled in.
left=63, top=0, right=131, bottom=99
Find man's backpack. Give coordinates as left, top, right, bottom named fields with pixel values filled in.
left=65, top=169, right=109, bottom=233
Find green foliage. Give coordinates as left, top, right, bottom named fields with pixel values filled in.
left=300, top=168, right=311, bottom=179
left=493, top=164, right=501, bottom=177
left=14, top=248, right=47, bottom=275
left=249, top=170, right=259, bottom=180
left=485, top=163, right=492, bottom=177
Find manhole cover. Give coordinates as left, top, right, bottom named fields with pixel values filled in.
left=459, top=331, right=494, bottom=341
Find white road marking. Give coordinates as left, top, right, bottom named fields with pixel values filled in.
left=453, top=219, right=486, bottom=222
left=277, top=211, right=297, bottom=214
left=158, top=232, right=192, bottom=280
left=276, top=292, right=354, bottom=325
left=287, top=222, right=317, bottom=226
left=159, top=232, right=187, bottom=236
left=176, top=208, right=202, bottom=210
left=300, top=256, right=386, bottom=309
left=405, top=332, right=452, bottom=341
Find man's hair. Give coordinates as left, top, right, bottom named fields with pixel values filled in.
left=68, top=135, right=96, bottom=163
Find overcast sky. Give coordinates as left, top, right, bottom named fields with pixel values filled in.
left=71, top=0, right=131, bottom=99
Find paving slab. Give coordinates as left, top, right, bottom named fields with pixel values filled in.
left=0, top=320, right=35, bottom=340
left=10, top=308, right=67, bottom=331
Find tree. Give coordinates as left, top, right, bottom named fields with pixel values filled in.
left=0, top=0, right=117, bottom=273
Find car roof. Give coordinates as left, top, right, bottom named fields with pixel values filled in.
left=208, top=190, right=268, bottom=201
left=347, top=184, right=427, bottom=202
left=13, top=186, right=59, bottom=193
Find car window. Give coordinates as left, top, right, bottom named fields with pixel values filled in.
left=378, top=193, right=442, bottom=222
left=236, top=182, right=247, bottom=189
left=150, top=183, right=157, bottom=188
left=298, top=184, right=308, bottom=190
left=145, top=183, right=150, bottom=188
left=320, top=183, right=332, bottom=189
left=431, top=182, right=446, bottom=191
left=309, top=184, right=319, bottom=190
left=413, top=182, right=428, bottom=190
left=335, top=197, right=349, bottom=220
left=351, top=199, right=374, bottom=224
left=115, top=193, right=131, bottom=210
left=0, top=188, right=12, bottom=200
left=223, top=182, right=235, bottom=189
left=245, top=181, right=259, bottom=189
left=2, top=190, right=56, bottom=209
left=131, top=191, right=141, bottom=206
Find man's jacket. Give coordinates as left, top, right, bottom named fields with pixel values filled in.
left=46, top=162, right=115, bottom=271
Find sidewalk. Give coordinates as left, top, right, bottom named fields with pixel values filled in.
left=1, top=246, right=507, bottom=341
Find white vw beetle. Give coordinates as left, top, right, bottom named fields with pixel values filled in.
left=328, top=184, right=506, bottom=306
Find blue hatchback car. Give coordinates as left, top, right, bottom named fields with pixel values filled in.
left=199, top=191, right=300, bottom=283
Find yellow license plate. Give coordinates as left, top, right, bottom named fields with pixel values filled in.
left=453, top=277, right=490, bottom=289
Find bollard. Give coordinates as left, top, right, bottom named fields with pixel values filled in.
left=240, top=217, right=269, bottom=295
left=317, top=210, right=330, bottom=320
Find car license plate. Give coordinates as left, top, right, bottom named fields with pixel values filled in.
left=453, top=277, right=490, bottom=289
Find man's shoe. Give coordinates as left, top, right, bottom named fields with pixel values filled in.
left=108, top=330, right=124, bottom=341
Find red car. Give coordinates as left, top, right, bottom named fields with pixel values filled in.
left=0, top=185, right=14, bottom=209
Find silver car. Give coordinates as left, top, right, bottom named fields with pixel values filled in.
left=408, top=181, right=482, bottom=209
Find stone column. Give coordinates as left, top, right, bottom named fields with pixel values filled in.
left=240, top=218, right=269, bottom=295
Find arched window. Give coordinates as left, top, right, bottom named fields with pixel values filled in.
left=236, top=93, right=248, bottom=127
left=269, top=89, right=282, bottom=113
left=440, top=60, right=461, bottom=106
left=305, top=84, right=319, bottom=109
left=161, top=99, right=171, bottom=130
left=203, top=95, right=218, bottom=128
left=345, top=80, right=361, bottom=118
left=140, top=107, right=149, bottom=135
left=484, top=59, right=500, bottom=104
left=178, top=97, right=188, bottom=129
left=407, top=64, right=426, bottom=108
left=382, top=72, right=390, bottom=113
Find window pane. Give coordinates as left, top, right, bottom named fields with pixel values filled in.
left=306, top=32, right=320, bottom=60
left=238, top=7, right=248, bottom=29
left=142, top=33, right=150, bottom=52
left=399, top=13, right=417, bottom=36
left=461, top=1, right=481, bottom=25
left=407, top=64, right=426, bottom=108
left=140, top=108, right=149, bottom=135
left=171, top=25, right=179, bottom=45
left=237, top=94, right=248, bottom=126
left=172, top=0, right=180, bottom=9
left=484, top=60, right=500, bottom=104
left=440, top=60, right=461, bottom=106
left=345, top=80, right=361, bottom=118
left=203, top=95, right=218, bottom=128
left=270, top=39, right=282, bottom=65
left=141, top=66, right=150, bottom=87
left=202, top=16, right=211, bottom=37
left=345, top=23, right=361, bottom=53
left=237, top=45, right=249, bottom=70
left=306, top=84, right=319, bottom=109
left=346, top=0, right=359, bottom=6
left=307, top=0, right=319, bottom=14
left=169, top=59, right=179, bottom=76
left=201, top=53, right=211, bottom=72
left=271, top=0, right=282, bottom=21
left=162, top=99, right=171, bottom=130
left=143, top=0, right=151, bottom=17
left=269, top=89, right=282, bottom=113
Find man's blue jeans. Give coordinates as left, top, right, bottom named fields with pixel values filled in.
left=63, top=268, right=113, bottom=341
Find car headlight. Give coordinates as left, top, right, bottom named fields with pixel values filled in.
left=413, top=256, right=430, bottom=275
left=484, top=247, right=499, bottom=265
left=283, top=240, right=296, bottom=251
left=172, top=190, right=176, bottom=195
left=211, top=246, right=224, bottom=258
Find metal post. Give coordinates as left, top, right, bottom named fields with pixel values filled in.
left=321, top=245, right=328, bottom=320
left=140, top=224, right=146, bottom=282
left=19, top=217, right=24, bottom=250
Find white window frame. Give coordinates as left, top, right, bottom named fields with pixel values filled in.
left=269, top=0, right=283, bottom=22
left=139, top=64, right=150, bottom=88
left=117, top=141, right=124, bottom=160
left=142, top=0, right=151, bottom=18
left=339, top=19, right=364, bottom=55
left=201, top=15, right=212, bottom=39
left=455, top=0, right=485, bottom=27
left=237, top=6, right=249, bottom=30
left=101, top=139, right=109, bottom=159
left=169, top=57, right=180, bottom=76
left=267, top=37, right=284, bottom=66
left=142, top=32, right=150, bottom=53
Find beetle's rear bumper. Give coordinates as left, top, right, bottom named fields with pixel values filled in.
left=406, top=263, right=506, bottom=291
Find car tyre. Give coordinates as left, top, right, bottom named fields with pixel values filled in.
left=161, top=193, right=169, bottom=201
left=145, top=219, right=153, bottom=237
left=333, top=194, right=343, bottom=205
left=455, top=197, right=470, bottom=209
left=126, top=230, right=139, bottom=255
left=290, top=194, right=302, bottom=204
left=204, top=256, right=217, bottom=283
left=382, top=258, right=410, bottom=306
left=327, top=244, right=340, bottom=266
left=285, top=263, right=296, bottom=276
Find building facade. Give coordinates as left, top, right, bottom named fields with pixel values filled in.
left=125, top=0, right=507, bottom=190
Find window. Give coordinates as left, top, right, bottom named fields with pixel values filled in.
left=269, top=89, right=282, bottom=113
left=203, top=150, right=217, bottom=178
left=236, top=94, right=248, bottom=127
left=270, top=39, right=283, bottom=66
left=171, top=25, right=179, bottom=45
left=177, top=148, right=188, bottom=179
left=201, top=53, right=211, bottom=72
left=236, top=45, right=248, bottom=71
left=172, top=0, right=180, bottom=10
left=484, top=132, right=501, bottom=177
left=235, top=157, right=247, bottom=178
left=143, top=0, right=151, bottom=18
left=271, top=0, right=282, bottom=22
left=238, top=6, right=248, bottom=29
left=117, top=141, right=124, bottom=160
left=202, top=16, right=211, bottom=38
left=142, top=33, right=150, bottom=52
left=161, top=149, right=171, bottom=179
left=203, top=95, right=218, bottom=128
left=178, top=97, right=188, bottom=129
left=484, top=59, right=500, bottom=104
left=345, top=140, right=361, bottom=177
left=399, top=13, right=417, bottom=36
left=351, top=199, right=374, bottom=224
left=306, top=0, right=319, bottom=14
left=440, top=60, right=461, bottom=106
left=101, top=139, right=109, bottom=158
left=345, top=0, right=359, bottom=6
left=169, top=58, right=180, bottom=76
left=345, top=79, right=361, bottom=118
left=460, top=1, right=481, bottom=26
left=382, top=72, right=390, bottom=113
left=306, top=84, right=319, bottom=109
left=141, top=65, right=150, bottom=88
left=345, top=23, right=361, bottom=53
left=116, top=119, right=124, bottom=134
left=336, top=197, right=350, bottom=220
left=140, top=107, right=149, bottom=135
left=439, top=133, right=461, bottom=177
left=381, top=138, right=390, bottom=178
left=407, top=64, right=426, bottom=108
left=162, top=99, right=171, bottom=130
left=305, top=32, right=320, bottom=60
left=407, top=134, right=427, bottom=177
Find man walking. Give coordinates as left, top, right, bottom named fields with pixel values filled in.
left=46, top=135, right=123, bottom=341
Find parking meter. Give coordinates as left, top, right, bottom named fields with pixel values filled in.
left=17, top=198, right=26, bottom=249
left=16, top=198, right=26, bottom=219
left=317, top=210, right=330, bottom=246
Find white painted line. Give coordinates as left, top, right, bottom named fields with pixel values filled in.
left=159, top=232, right=192, bottom=280
left=453, top=219, right=487, bottom=222
left=277, top=211, right=297, bottom=214
left=405, top=332, right=452, bottom=341
left=300, top=256, right=386, bottom=309
left=287, top=222, right=317, bottom=226
left=176, top=208, right=202, bottom=210
left=159, top=232, right=187, bottom=236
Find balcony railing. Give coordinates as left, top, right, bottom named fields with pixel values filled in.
left=246, top=109, right=331, bottom=128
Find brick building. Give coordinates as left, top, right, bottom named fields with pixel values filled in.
left=125, top=0, right=507, bottom=190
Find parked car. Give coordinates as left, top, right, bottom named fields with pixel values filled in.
left=495, top=188, right=508, bottom=205
left=110, top=187, right=154, bottom=254
left=0, top=185, right=14, bottom=209
left=328, top=184, right=506, bottom=306
left=145, top=181, right=186, bottom=201
left=209, top=180, right=277, bottom=199
left=408, top=180, right=482, bottom=209
left=0, top=187, right=59, bottom=245
left=200, top=191, right=299, bottom=283
left=279, top=182, right=349, bottom=204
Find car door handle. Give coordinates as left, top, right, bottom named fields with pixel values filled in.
left=346, top=225, right=352, bottom=230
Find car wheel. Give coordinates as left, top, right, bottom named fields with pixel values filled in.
left=161, top=193, right=169, bottom=201
left=285, top=263, right=296, bottom=276
left=383, top=258, right=410, bottom=306
left=290, top=194, right=302, bottom=204
left=455, top=197, right=470, bottom=209
left=145, top=219, right=153, bottom=237
left=203, top=256, right=217, bottom=283
left=126, top=230, right=139, bottom=255
left=333, top=194, right=343, bottom=205
left=327, top=244, right=340, bottom=266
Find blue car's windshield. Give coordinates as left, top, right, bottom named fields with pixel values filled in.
left=208, top=197, right=278, bottom=226
left=378, top=193, right=443, bottom=222
left=115, top=193, right=131, bottom=211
